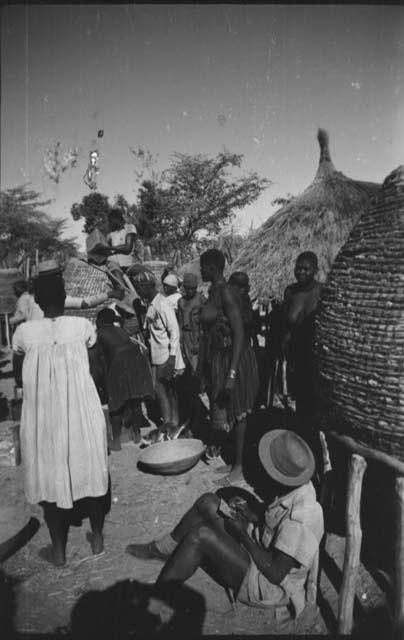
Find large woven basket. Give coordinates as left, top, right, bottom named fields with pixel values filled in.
left=315, top=165, right=404, bottom=460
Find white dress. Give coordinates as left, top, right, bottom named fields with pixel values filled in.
left=12, top=316, right=108, bottom=509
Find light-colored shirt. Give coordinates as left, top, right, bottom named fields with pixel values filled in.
left=165, top=291, right=182, bottom=313
left=145, top=293, right=184, bottom=369
left=10, top=292, right=43, bottom=325
left=108, top=223, right=137, bottom=269
left=247, top=481, right=324, bottom=616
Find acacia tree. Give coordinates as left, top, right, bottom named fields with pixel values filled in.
left=163, top=151, right=269, bottom=249
left=0, top=185, right=78, bottom=268
left=136, top=150, right=270, bottom=260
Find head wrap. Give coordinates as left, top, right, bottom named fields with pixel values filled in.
left=162, top=274, right=179, bottom=288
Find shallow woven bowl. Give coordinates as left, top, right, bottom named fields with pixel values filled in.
left=138, top=438, right=205, bottom=475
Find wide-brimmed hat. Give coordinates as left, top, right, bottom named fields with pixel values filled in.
left=258, top=429, right=315, bottom=487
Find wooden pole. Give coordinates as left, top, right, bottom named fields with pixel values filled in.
left=338, top=453, right=367, bottom=634
left=4, top=313, right=10, bottom=348
left=329, top=431, right=404, bottom=476
left=393, top=476, right=404, bottom=640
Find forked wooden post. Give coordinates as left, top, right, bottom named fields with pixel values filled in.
left=338, top=453, right=367, bottom=634
left=393, top=476, right=404, bottom=640
left=4, top=313, right=10, bottom=348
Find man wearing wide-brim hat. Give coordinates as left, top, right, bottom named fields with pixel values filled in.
left=126, top=429, right=324, bottom=628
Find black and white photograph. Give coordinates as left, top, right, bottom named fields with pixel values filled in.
left=1, top=3, right=404, bottom=638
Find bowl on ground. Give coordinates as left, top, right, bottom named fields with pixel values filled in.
left=138, top=438, right=205, bottom=475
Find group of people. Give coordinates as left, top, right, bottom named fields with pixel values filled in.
left=10, top=208, right=325, bottom=625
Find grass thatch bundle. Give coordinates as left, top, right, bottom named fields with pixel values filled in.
left=0, top=269, right=23, bottom=315
left=315, top=164, right=404, bottom=461
left=232, top=130, right=380, bottom=303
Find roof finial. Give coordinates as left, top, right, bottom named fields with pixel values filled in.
left=315, top=128, right=336, bottom=179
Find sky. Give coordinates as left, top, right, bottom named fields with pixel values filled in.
left=1, top=4, right=404, bottom=251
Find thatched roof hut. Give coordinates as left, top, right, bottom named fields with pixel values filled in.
left=315, top=164, right=404, bottom=463
left=232, top=130, right=381, bottom=303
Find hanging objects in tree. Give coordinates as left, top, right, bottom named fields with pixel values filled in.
left=83, top=150, right=100, bottom=190
left=44, top=142, right=80, bottom=184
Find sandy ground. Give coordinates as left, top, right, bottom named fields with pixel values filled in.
left=0, top=348, right=393, bottom=637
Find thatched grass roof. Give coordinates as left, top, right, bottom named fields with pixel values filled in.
left=232, top=129, right=381, bottom=303
left=0, top=269, right=23, bottom=315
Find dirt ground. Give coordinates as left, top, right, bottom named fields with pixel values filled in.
left=0, top=348, right=393, bottom=638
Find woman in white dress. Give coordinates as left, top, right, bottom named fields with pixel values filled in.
left=12, top=274, right=109, bottom=566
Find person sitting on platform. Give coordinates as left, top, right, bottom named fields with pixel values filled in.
left=126, top=430, right=324, bottom=628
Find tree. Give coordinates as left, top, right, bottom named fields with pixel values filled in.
left=70, top=192, right=111, bottom=235
left=70, top=192, right=138, bottom=236
left=136, top=180, right=173, bottom=257
left=137, top=150, right=270, bottom=260
left=0, top=185, right=78, bottom=268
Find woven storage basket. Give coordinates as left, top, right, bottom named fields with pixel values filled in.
left=63, top=258, right=111, bottom=322
left=315, top=165, right=404, bottom=460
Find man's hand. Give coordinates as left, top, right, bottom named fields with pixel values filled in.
left=228, top=497, right=259, bottom=524
left=223, top=516, right=249, bottom=542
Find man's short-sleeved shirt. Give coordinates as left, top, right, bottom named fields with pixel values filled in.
left=108, top=223, right=137, bottom=269
left=246, top=481, right=324, bottom=615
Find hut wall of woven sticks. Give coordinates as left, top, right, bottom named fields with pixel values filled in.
left=62, top=258, right=111, bottom=323
left=315, top=164, right=404, bottom=462
left=232, top=129, right=381, bottom=303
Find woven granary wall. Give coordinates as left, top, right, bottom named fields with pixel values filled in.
left=315, top=165, right=404, bottom=460
left=63, top=259, right=110, bottom=323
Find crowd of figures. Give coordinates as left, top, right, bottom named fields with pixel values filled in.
left=8, top=208, right=326, bottom=627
